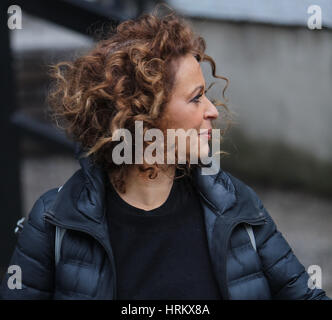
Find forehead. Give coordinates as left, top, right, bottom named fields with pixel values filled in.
left=172, top=54, right=204, bottom=94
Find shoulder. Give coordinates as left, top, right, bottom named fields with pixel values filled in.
left=26, top=166, right=85, bottom=227
left=193, top=166, right=267, bottom=217
left=26, top=188, right=59, bottom=233
left=224, top=171, right=279, bottom=240
left=224, top=171, right=265, bottom=210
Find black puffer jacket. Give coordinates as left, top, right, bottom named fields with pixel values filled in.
left=0, top=155, right=330, bottom=300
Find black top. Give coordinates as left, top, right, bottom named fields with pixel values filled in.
left=105, top=172, right=222, bottom=300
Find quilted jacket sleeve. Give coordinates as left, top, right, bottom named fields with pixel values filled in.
left=247, top=186, right=331, bottom=300
left=0, top=189, right=57, bottom=300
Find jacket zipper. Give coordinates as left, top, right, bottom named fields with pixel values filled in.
left=198, top=191, right=267, bottom=299
left=219, top=216, right=267, bottom=300
left=44, top=212, right=118, bottom=300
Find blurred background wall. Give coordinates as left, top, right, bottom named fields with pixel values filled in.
left=1, top=0, right=331, bottom=297
left=169, top=0, right=332, bottom=196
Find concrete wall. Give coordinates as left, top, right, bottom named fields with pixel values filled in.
left=190, top=19, right=332, bottom=194
left=194, top=19, right=332, bottom=161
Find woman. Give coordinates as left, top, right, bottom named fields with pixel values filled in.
left=0, top=9, right=330, bottom=300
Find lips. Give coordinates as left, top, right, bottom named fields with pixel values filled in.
left=199, top=129, right=212, bottom=140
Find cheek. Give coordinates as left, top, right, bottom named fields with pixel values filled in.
left=182, top=109, right=204, bottom=131
left=166, top=103, right=204, bottom=130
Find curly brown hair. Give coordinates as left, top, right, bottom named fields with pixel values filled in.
left=47, top=7, right=231, bottom=193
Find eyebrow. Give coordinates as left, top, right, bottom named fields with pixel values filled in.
left=188, top=85, right=204, bottom=100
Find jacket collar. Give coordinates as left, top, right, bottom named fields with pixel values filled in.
left=191, top=158, right=237, bottom=216
left=49, top=153, right=106, bottom=228
left=49, top=148, right=249, bottom=229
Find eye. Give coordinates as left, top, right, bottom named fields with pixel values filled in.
left=191, top=92, right=204, bottom=104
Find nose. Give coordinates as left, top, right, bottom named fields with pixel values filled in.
left=204, top=98, right=219, bottom=120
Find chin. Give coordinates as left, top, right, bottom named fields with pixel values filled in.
left=199, top=144, right=210, bottom=161
left=188, top=142, right=210, bottom=164
left=183, top=137, right=211, bottom=164
left=198, top=137, right=210, bottom=159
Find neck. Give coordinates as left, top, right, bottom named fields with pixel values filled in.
left=109, top=165, right=176, bottom=211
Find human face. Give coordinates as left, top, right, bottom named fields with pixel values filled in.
left=163, top=53, right=219, bottom=162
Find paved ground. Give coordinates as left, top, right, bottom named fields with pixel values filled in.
left=20, top=152, right=332, bottom=298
